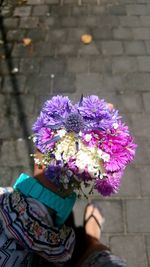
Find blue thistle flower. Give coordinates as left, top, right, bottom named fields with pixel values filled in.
left=64, top=112, right=85, bottom=133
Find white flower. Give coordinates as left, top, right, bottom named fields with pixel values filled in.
left=88, top=165, right=98, bottom=177
left=76, top=158, right=86, bottom=172
left=89, top=147, right=96, bottom=153
left=55, top=152, right=62, bottom=161
left=42, top=159, right=48, bottom=165
left=33, top=136, right=38, bottom=143
left=113, top=122, right=119, bottom=129
left=79, top=131, right=82, bottom=137
left=55, top=133, right=77, bottom=161
left=101, top=153, right=110, bottom=162
left=100, top=173, right=107, bottom=179
left=85, top=134, right=92, bottom=142
left=56, top=143, right=63, bottom=152
left=57, top=129, right=66, bottom=138
left=34, top=158, right=41, bottom=165
left=97, top=149, right=103, bottom=157
left=76, top=151, right=87, bottom=172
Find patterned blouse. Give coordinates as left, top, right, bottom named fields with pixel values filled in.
left=0, top=187, right=75, bottom=267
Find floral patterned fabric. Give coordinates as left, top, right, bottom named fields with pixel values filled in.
left=0, top=187, right=75, bottom=267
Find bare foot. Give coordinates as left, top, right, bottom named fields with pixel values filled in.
left=84, top=204, right=104, bottom=241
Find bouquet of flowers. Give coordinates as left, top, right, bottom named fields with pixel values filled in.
left=31, top=95, right=137, bottom=197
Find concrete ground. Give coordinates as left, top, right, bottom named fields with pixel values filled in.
left=0, top=0, right=150, bottom=266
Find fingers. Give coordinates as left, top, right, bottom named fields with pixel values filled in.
left=107, top=103, right=114, bottom=111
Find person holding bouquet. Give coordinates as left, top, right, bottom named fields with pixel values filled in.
left=0, top=95, right=136, bottom=266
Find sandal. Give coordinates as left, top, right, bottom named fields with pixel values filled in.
left=84, top=202, right=105, bottom=232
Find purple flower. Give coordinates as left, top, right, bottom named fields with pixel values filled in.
left=77, top=95, right=119, bottom=130
left=77, top=95, right=108, bottom=118
left=67, top=158, right=79, bottom=173
left=35, top=127, right=54, bottom=153
left=95, top=171, right=122, bottom=196
left=45, top=165, right=61, bottom=187
left=32, top=112, right=45, bottom=133
left=43, top=95, right=73, bottom=122
left=77, top=169, right=92, bottom=182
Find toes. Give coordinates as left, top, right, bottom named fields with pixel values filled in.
left=85, top=204, right=94, bottom=220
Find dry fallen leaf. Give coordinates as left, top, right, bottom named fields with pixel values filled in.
left=81, top=34, right=92, bottom=45
left=22, top=38, right=32, bottom=46
left=18, top=0, right=27, bottom=5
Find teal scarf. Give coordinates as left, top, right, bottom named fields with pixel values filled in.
left=13, top=173, right=76, bottom=227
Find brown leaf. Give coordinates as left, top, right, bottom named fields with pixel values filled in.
left=22, top=38, right=32, bottom=46
left=80, top=34, right=93, bottom=45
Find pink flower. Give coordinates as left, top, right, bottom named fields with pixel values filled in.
left=81, top=131, right=99, bottom=147
left=98, top=122, right=137, bottom=172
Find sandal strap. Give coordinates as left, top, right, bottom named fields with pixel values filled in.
left=84, top=213, right=102, bottom=230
